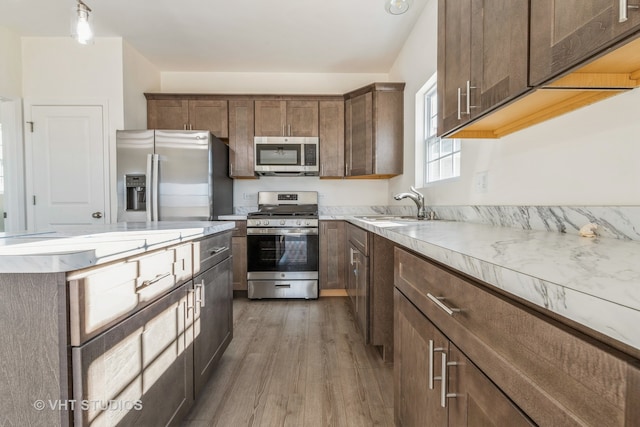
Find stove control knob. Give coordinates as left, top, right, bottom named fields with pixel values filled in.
left=296, top=220, right=302, bottom=226
left=280, top=220, right=286, bottom=225
left=305, top=220, right=311, bottom=226
left=264, top=220, right=270, bottom=226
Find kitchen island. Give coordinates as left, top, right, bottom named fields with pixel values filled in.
left=0, top=221, right=234, bottom=426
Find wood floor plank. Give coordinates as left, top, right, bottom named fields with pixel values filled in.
left=182, top=297, right=394, bottom=427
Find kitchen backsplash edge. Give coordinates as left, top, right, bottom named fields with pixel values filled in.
left=233, top=205, right=640, bottom=241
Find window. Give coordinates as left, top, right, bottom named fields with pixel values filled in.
left=423, top=80, right=460, bottom=184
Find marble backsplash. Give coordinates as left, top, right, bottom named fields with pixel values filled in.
left=236, top=205, right=640, bottom=241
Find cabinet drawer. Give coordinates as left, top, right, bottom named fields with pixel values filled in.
left=72, top=284, right=193, bottom=426
left=68, top=243, right=193, bottom=346
left=194, top=231, right=232, bottom=273
left=394, top=247, right=637, bottom=427
left=347, top=223, right=368, bottom=255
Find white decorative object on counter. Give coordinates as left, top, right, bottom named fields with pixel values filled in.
left=579, top=223, right=598, bottom=237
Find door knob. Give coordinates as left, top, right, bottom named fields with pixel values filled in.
left=92, top=211, right=103, bottom=219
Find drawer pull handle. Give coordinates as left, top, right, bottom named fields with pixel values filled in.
left=620, top=0, right=640, bottom=22
left=209, top=246, right=227, bottom=255
left=427, top=293, right=460, bottom=316
left=137, top=272, right=171, bottom=292
left=195, top=280, right=206, bottom=307
left=275, top=284, right=291, bottom=288
left=428, top=339, right=446, bottom=390
left=440, top=352, right=459, bottom=408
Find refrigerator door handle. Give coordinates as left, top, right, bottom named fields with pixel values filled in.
left=146, top=153, right=153, bottom=222
left=152, top=153, right=160, bottom=222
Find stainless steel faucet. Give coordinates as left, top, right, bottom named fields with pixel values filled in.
left=393, top=186, right=427, bottom=220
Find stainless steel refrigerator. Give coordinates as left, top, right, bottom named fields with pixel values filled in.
left=116, top=129, right=233, bottom=222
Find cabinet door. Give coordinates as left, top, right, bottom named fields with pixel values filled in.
left=254, top=100, right=286, bottom=136
left=72, top=284, right=193, bottom=426
left=189, top=100, right=229, bottom=138
left=394, top=289, right=448, bottom=427
left=232, top=236, right=247, bottom=291
left=319, top=100, right=344, bottom=177
left=319, top=220, right=346, bottom=289
left=193, top=257, right=233, bottom=396
left=286, top=100, right=319, bottom=136
left=228, top=99, right=256, bottom=178
left=530, top=0, right=640, bottom=85
left=147, top=99, right=189, bottom=130
left=470, top=0, right=529, bottom=118
left=447, top=344, right=534, bottom=426
left=346, top=92, right=373, bottom=176
left=437, top=0, right=473, bottom=135
left=355, top=247, right=369, bottom=343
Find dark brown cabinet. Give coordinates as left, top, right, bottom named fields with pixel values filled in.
left=344, top=83, right=404, bottom=178
left=231, top=221, right=247, bottom=292
left=254, top=100, right=319, bottom=137
left=72, top=283, right=194, bottom=427
left=318, top=100, right=345, bottom=178
left=192, top=231, right=233, bottom=396
left=530, top=0, right=640, bottom=86
left=147, top=98, right=229, bottom=137
left=438, top=0, right=529, bottom=137
left=319, top=220, right=347, bottom=289
left=395, top=246, right=640, bottom=426
left=228, top=99, right=256, bottom=178
left=395, top=289, right=533, bottom=427
left=347, top=223, right=369, bottom=341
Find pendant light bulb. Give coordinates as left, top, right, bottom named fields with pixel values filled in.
left=72, top=1, right=93, bottom=45
left=385, top=0, right=409, bottom=15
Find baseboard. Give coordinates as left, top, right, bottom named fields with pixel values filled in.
left=319, top=289, right=348, bottom=297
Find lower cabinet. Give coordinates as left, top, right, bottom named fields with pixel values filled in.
left=71, top=232, right=234, bottom=426
left=193, top=257, right=233, bottom=396
left=319, top=220, right=346, bottom=289
left=72, top=283, right=194, bottom=427
left=394, top=246, right=640, bottom=426
left=394, top=289, right=533, bottom=427
left=231, top=221, right=247, bottom=292
left=347, top=223, right=369, bottom=342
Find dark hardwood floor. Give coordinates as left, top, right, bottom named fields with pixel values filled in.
left=182, top=297, right=394, bottom=427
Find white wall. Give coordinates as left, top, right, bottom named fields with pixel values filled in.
left=388, top=0, right=640, bottom=207
left=123, top=41, right=161, bottom=129
left=0, top=26, right=22, bottom=98
left=161, top=71, right=394, bottom=209
left=161, top=72, right=388, bottom=94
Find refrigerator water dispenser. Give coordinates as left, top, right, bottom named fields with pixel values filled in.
left=125, top=174, right=146, bottom=211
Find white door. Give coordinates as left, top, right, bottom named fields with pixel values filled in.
left=28, top=105, right=107, bottom=230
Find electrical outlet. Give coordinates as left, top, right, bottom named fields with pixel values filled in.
left=242, top=192, right=252, bottom=200
left=474, top=171, right=489, bottom=193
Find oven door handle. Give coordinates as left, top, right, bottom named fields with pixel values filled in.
left=247, top=228, right=319, bottom=236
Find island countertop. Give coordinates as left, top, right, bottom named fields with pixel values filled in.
left=343, top=216, right=640, bottom=356
left=0, top=221, right=235, bottom=273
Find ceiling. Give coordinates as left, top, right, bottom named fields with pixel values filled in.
left=0, top=0, right=429, bottom=73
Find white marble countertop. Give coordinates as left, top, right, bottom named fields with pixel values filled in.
left=0, top=221, right=235, bottom=273
left=343, top=216, right=640, bottom=354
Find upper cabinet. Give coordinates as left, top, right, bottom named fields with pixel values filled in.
left=344, top=83, right=404, bottom=179
left=438, top=0, right=529, bottom=136
left=530, top=0, right=640, bottom=85
left=146, top=96, right=228, bottom=138
left=318, top=100, right=345, bottom=178
left=228, top=99, right=256, bottom=179
left=440, top=0, right=640, bottom=139
left=254, top=100, right=319, bottom=137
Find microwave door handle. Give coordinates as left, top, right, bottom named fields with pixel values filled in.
left=146, top=153, right=153, bottom=222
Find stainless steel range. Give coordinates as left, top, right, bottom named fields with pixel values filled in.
left=246, top=191, right=319, bottom=299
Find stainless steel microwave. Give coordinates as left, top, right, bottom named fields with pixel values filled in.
left=254, top=136, right=319, bottom=176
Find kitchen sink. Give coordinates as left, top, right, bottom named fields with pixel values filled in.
left=353, top=215, right=422, bottom=222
